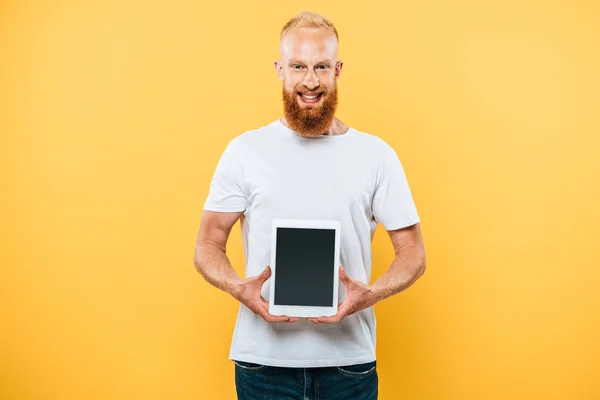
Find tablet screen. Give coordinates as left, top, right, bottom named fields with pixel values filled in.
left=274, top=227, right=336, bottom=307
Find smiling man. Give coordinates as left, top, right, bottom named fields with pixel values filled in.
left=194, top=10, right=426, bottom=400
left=279, top=23, right=340, bottom=137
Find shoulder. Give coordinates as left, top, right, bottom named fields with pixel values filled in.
left=349, top=126, right=397, bottom=156
left=226, top=121, right=278, bottom=149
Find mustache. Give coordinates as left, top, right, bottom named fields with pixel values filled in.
left=295, top=88, right=327, bottom=95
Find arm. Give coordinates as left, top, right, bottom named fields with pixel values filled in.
left=311, top=222, right=426, bottom=324
left=193, top=210, right=244, bottom=297
left=193, top=210, right=298, bottom=323
left=371, top=222, right=427, bottom=302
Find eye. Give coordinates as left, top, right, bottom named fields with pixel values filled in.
left=317, top=65, right=328, bottom=70
left=292, top=65, right=304, bottom=70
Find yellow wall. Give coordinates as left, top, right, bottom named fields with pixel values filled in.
left=2, top=1, right=599, bottom=399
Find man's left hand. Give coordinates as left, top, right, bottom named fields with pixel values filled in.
left=308, top=265, right=379, bottom=324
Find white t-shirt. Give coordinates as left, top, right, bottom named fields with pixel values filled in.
left=203, top=118, right=420, bottom=368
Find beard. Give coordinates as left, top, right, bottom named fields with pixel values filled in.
left=282, top=82, right=338, bottom=137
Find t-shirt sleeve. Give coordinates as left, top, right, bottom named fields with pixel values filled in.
left=372, top=142, right=420, bottom=230
left=203, top=138, right=248, bottom=212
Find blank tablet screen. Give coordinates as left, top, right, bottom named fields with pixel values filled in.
left=274, top=227, right=335, bottom=307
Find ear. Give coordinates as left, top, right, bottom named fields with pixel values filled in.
left=335, top=60, right=344, bottom=80
left=274, top=60, right=284, bottom=82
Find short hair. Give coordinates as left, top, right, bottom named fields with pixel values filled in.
left=280, top=10, right=339, bottom=42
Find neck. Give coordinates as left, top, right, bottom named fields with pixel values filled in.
left=280, top=117, right=349, bottom=136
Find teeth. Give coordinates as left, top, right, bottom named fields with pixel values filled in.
left=301, top=94, right=318, bottom=99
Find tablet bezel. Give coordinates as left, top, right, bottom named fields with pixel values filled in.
left=269, top=218, right=340, bottom=318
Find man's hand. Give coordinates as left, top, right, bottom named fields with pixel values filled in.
left=308, top=266, right=379, bottom=324
left=232, top=265, right=300, bottom=323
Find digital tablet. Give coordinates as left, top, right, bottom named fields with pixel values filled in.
left=269, top=218, right=341, bottom=318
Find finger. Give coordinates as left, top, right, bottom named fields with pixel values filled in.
left=339, top=265, right=350, bottom=284
left=286, top=317, right=301, bottom=323
left=316, top=314, right=341, bottom=324
left=307, top=318, right=319, bottom=324
left=318, top=302, right=350, bottom=324
left=253, top=301, right=268, bottom=318
left=258, top=265, right=271, bottom=282
left=254, top=307, right=271, bottom=321
left=256, top=297, right=272, bottom=317
left=255, top=299, right=291, bottom=323
left=256, top=305, right=289, bottom=322
left=266, top=313, right=292, bottom=323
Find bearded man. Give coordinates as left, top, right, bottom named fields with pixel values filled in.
left=194, top=10, right=426, bottom=400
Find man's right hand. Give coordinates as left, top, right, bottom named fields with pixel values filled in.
left=231, top=265, right=300, bottom=323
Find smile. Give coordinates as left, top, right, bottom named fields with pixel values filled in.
left=298, top=93, right=323, bottom=104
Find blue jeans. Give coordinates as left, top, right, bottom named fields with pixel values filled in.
left=233, top=360, right=378, bottom=400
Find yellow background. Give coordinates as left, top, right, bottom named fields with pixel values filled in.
left=2, top=1, right=599, bottom=399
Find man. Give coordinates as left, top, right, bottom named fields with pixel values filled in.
left=194, top=10, right=426, bottom=400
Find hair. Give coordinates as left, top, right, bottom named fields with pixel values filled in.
left=280, top=10, right=339, bottom=42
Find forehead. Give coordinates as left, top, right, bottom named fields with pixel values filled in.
left=280, top=27, right=338, bottom=64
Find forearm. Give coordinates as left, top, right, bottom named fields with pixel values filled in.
left=194, top=241, right=241, bottom=298
left=371, top=243, right=426, bottom=302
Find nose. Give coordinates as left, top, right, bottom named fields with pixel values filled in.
left=302, top=69, right=319, bottom=90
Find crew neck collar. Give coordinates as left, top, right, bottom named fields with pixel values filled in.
left=275, top=118, right=354, bottom=140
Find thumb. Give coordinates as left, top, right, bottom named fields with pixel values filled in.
left=339, top=265, right=350, bottom=283
left=258, top=265, right=271, bottom=282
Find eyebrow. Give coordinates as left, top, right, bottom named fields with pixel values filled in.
left=288, top=59, right=333, bottom=66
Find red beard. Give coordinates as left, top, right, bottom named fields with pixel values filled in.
left=282, top=83, right=338, bottom=136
